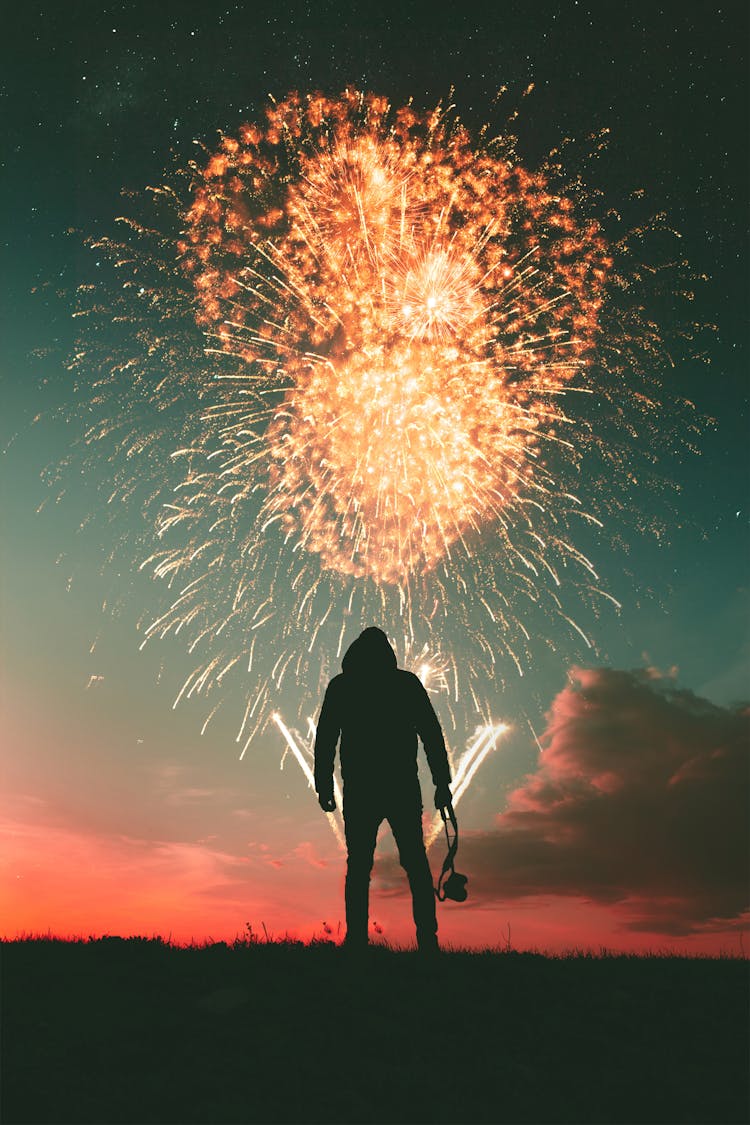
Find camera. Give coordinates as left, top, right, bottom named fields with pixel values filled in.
left=442, top=870, right=468, bottom=902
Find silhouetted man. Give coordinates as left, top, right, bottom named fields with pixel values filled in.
left=314, top=627, right=452, bottom=953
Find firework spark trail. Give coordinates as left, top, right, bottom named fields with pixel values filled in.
left=424, top=721, right=510, bottom=848
left=273, top=712, right=345, bottom=846
left=274, top=708, right=509, bottom=851
left=59, top=87, right=707, bottom=781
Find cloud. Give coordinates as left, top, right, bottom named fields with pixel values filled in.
left=293, top=840, right=330, bottom=869
left=458, top=668, right=749, bottom=934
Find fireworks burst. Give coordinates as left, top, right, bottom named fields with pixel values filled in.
left=181, top=93, right=608, bottom=586
left=56, top=88, right=705, bottom=787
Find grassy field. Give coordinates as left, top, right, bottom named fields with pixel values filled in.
left=2, top=936, right=747, bottom=1124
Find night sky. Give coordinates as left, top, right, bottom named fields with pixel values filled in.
left=1, top=0, right=748, bottom=951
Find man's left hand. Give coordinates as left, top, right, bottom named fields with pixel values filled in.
left=318, top=792, right=336, bottom=813
left=434, top=783, right=452, bottom=810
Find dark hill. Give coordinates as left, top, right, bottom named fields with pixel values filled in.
left=2, top=937, right=747, bottom=1124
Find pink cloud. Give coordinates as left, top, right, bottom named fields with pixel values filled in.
left=456, top=668, right=749, bottom=934
left=293, top=840, right=330, bottom=869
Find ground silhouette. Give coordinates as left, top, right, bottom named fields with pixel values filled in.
left=2, top=936, right=748, bottom=1124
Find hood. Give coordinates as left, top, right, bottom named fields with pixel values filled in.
left=341, top=627, right=398, bottom=677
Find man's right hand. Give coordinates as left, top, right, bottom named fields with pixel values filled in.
left=434, top=783, right=452, bottom=810
left=318, top=792, right=336, bottom=813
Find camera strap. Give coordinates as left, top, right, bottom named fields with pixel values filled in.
left=435, top=803, right=459, bottom=901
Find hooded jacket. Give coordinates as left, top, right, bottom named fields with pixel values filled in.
left=313, top=628, right=451, bottom=800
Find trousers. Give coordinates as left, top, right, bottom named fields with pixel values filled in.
left=342, top=784, right=437, bottom=948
